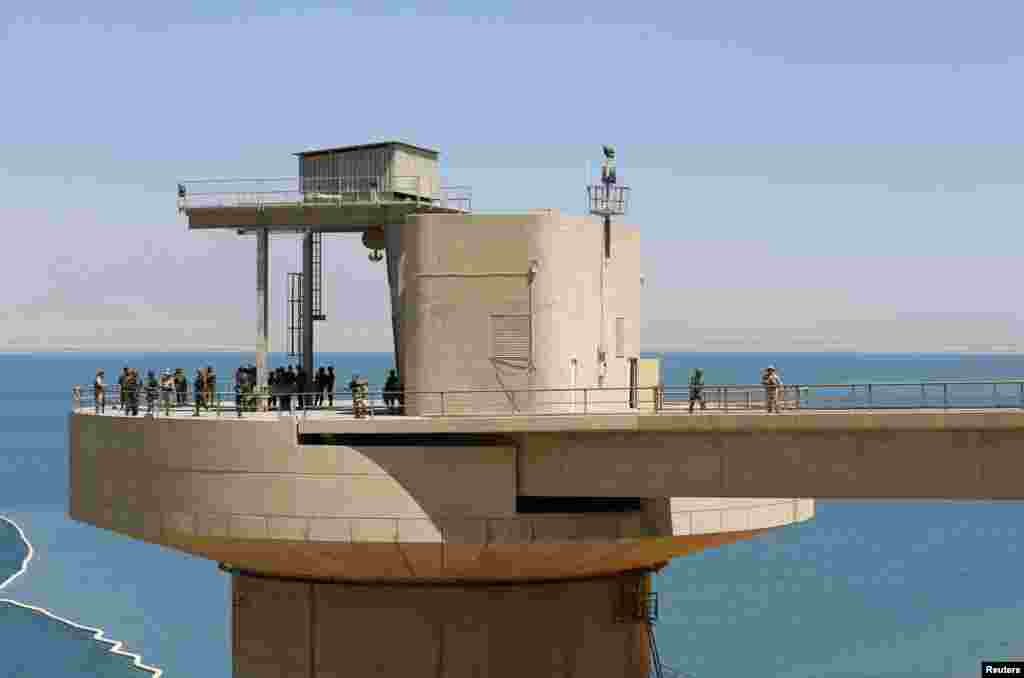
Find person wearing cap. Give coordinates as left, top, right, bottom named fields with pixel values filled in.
left=762, top=365, right=783, bottom=413
left=688, top=368, right=706, bottom=413
left=93, top=369, right=106, bottom=414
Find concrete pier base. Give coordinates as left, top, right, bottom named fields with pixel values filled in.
left=230, top=569, right=654, bottom=678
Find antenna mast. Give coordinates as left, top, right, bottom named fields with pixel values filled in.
left=587, top=146, right=630, bottom=387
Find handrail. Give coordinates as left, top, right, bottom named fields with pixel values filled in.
left=178, top=175, right=472, bottom=212
left=70, top=379, right=1024, bottom=418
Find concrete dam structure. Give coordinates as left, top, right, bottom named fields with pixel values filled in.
left=69, top=142, right=1024, bottom=676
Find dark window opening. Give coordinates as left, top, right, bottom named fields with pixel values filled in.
left=516, top=496, right=646, bottom=514
left=299, top=433, right=514, bottom=447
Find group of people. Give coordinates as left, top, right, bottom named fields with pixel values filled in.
left=89, top=364, right=404, bottom=417
left=687, top=365, right=785, bottom=413
left=89, top=367, right=215, bottom=416
left=266, top=365, right=336, bottom=412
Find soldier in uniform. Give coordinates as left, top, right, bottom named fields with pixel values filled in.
left=688, top=368, right=707, bottom=413
left=349, top=373, right=369, bottom=419
left=325, top=366, right=336, bottom=408
left=145, top=371, right=159, bottom=416
left=384, top=369, right=400, bottom=414
left=160, top=369, right=174, bottom=416
left=193, top=368, right=205, bottom=416
left=93, top=369, right=106, bottom=414
left=124, top=369, right=140, bottom=416
left=763, top=366, right=783, bottom=414
left=206, top=366, right=217, bottom=412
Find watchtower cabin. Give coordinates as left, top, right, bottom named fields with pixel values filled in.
left=297, top=142, right=440, bottom=205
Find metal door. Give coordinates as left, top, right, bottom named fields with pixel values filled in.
left=629, top=357, right=639, bottom=408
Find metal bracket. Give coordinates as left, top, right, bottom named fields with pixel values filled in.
left=616, top=586, right=659, bottom=624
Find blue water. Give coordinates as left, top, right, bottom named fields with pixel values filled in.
left=2, top=351, right=1024, bottom=677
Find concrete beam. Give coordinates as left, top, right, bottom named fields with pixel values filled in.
left=186, top=205, right=465, bottom=231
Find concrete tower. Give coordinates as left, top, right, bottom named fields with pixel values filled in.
left=70, top=143, right=814, bottom=677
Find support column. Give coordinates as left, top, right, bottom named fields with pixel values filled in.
left=384, top=224, right=402, bottom=375
left=302, top=231, right=314, bottom=394
left=232, top=569, right=653, bottom=678
left=256, top=229, right=269, bottom=388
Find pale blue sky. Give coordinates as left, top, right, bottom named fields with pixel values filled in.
left=2, top=2, right=1024, bottom=352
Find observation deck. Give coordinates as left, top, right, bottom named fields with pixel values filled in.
left=71, top=379, right=1024, bottom=506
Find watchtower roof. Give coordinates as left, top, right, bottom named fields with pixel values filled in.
left=294, top=141, right=439, bottom=158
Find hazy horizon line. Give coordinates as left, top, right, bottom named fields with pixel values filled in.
left=4, top=347, right=1024, bottom=356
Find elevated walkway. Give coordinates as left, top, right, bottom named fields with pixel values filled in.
left=179, top=176, right=472, bottom=230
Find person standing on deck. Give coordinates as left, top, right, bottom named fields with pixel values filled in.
left=326, top=366, right=336, bottom=408
left=117, top=367, right=128, bottom=411
left=193, top=368, right=205, bottom=416
left=93, top=369, right=106, bottom=414
left=296, top=366, right=307, bottom=410
left=234, top=366, right=245, bottom=417
left=763, top=366, right=783, bottom=413
left=174, top=368, right=187, bottom=406
left=315, top=367, right=326, bottom=408
left=205, top=366, right=217, bottom=412
left=123, top=369, right=139, bottom=416
left=268, top=369, right=278, bottom=411
left=160, top=370, right=174, bottom=416
left=384, top=369, right=400, bottom=414
left=688, top=368, right=707, bottom=413
left=144, top=371, right=159, bottom=416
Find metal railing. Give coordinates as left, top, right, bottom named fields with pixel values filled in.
left=178, top=176, right=472, bottom=212
left=71, top=380, right=1024, bottom=418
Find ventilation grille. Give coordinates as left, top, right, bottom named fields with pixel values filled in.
left=492, top=314, right=530, bottom=363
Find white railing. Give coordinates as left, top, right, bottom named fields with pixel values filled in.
left=72, top=380, right=1024, bottom=419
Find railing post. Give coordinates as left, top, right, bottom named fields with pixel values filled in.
left=867, top=383, right=872, bottom=408
left=921, top=383, right=926, bottom=407
left=440, top=391, right=447, bottom=417
left=583, top=388, right=589, bottom=414
left=943, top=383, right=949, bottom=409
left=1019, top=382, right=1023, bottom=409
left=746, top=390, right=751, bottom=410
left=724, top=386, right=729, bottom=412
